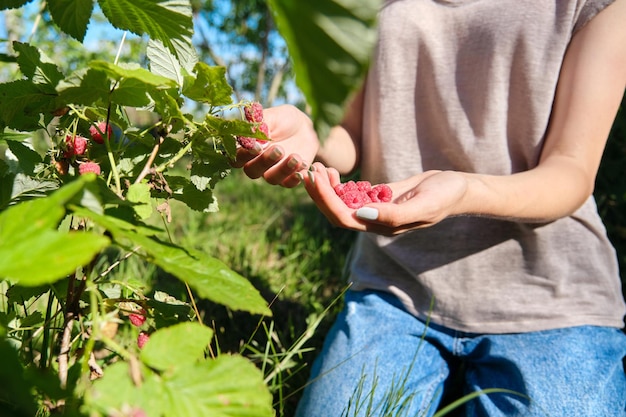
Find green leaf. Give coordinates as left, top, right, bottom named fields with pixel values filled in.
left=0, top=177, right=110, bottom=285
left=89, top=356, right=273, bottom=417
left=98, top=0, right=193, bottom=56
left=268, top=0, right=380, bottom=139
left=0, top=339, right=38, bottom=416
left=5, top=173, right=58, bottom=206
left=126, top=182, right=152, bottom=220
left=111, top=77, right=152, bottom=107
left=182, top=62, right=233, bottom=106
left=147, top=38, right=198, bottom=86
left=5, top=140, right=42, bottom=176
left=56, top=68, right=111, bottom=106
left=161, top=356, right=273, bottom=417
left=0, top=80, right=58, bottom=131
left=0, top=132, right=32, bottom=143
left=89, top=60, right=177, bottom=88
left=47, top=0, right=94, bottom=42
left=12, top=42, right=64, bottom=86
left=189, top=158, right=231, bottom=192
left=74, top=208, right=271, bottom=316
left=172, top=183, right=218, bottom=212
left=140, top=322, right=213, bottom=371
left=0, top=0, right=33, bottom=11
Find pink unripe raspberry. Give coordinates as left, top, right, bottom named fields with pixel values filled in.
left=79, top=161, right=101, bottom=175
left=89, top=121, right=112, bottom=144
left=128, top=309, right=146, bottom=327
left=244, top=102, right=264, bottom=123
left=236, top=136, right=258, bottom=150
left=137, top=332, right=150, bottom=349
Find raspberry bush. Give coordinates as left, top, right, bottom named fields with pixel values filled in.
left=0, top=0, right=380, bottom=415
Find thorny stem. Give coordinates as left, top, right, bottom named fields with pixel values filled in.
left=103, top=104, right=122, bottom=197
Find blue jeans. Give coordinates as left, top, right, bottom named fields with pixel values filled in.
left=295, top=290, right=626, bottom=417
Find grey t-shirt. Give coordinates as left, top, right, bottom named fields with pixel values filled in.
left=350, top=0, right=626, bottom=333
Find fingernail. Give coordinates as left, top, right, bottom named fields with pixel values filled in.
left=249, top=142, right=263, bottom=155
left=295, top=172, right=304, bottom=182
left=287, top=157, right=299, bottom=169
left=269, top=147, right=284, bottom=161
left=356, top=207, right=379, bottom=221
left=309, top=164, right=316, bottom=172
left=307, top=170, right=315, bottom=184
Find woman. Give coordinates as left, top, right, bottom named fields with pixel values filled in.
left=235, top=0, right=626, bottom=415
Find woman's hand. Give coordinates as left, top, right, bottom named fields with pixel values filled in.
left=303, top=163, right=471, bottom=235
left=231, top=104, right=319, bottom=188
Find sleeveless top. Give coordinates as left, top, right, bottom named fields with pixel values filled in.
left=349, top=0, right=626, bottom=333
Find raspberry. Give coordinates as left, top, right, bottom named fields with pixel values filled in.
left=128, top=309, right=146, bottom=327
left=244, top=102, right=264, bottom=123
left=64, top=134, right=88, bottom=158
left=89, top=121, right=112, bottom=144
left=79, top=161, right=101, bottom=175
left=334, top=180, right=393, bottom=208
left=368, top=184, right=393, bottom=203
left=236, top=136, right=257, bottom=150
left=137, top=332, right=150, bottom=349
left=340, top=190, right=371, bottom=209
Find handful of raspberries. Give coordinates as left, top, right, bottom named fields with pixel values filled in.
left=334, top=180, right=393, bottom=209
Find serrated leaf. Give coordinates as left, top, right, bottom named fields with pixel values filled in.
left=0, top=79, right=58, bottom=130
left=0, top=176, right=109, bottom=286
left=126, top=182, right=152, bottom=220
left=12, top=42, right=64, bottom=86
left=89, top=60, right=177, bottom=88
left=0, top=176, right=89, bottom=244
left=98, top=0, right=193, bottom=57
left=5, top=140, right=42, bottom=176
left=56, top=68, right=111, bottom=107
left=182, top=62, right=233, bottom=106
left=172, top=183, right=218, bottom=212
left=111, top=77, right=152, bottom=107
left=0, top=0, right=33, bottom=10
left=8, top=173, right=58, bottom=205
left=189, top=157, right=230, bottom=192
left=140, top=322, right=213, bottom=371
left=147, top=38, right=198, bottom=86
left=268, top=0, right=380, bottom=139
left=0, top=229, right=109, bottom=285
left=161, top=356, right=273, bottom=417
left=47, top=0, right=94, bottom=42
left=88, top=355, right=273, bottom=417
left=74, top=208, right=270, bottom=315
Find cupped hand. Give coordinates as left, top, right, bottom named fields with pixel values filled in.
left=231, top=104, right=319, bottom=188
left=302, top=163, right=470, bottom=235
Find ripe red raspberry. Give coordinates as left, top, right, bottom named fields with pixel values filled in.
left=334, top=180, right=393, bottom=208
left=368, top=184, right=393, bottom=203
left=65, top=134, right=88, bottom=157
left=137, top=332, right=150, bottom=349
left=79, top=161, right=101, bottom=175
left=244, top=102, right=264, bottom=123
left=340, top=190, right=371, bottom=209
left=128, top=309, right=146, bottom=327
left=89, top=121, right=112, bottom=144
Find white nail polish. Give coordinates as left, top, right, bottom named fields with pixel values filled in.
left=356, top=207, right=379, bottom=221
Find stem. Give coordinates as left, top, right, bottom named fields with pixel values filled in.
left=27, top=0, right=46, bottom=42
left=40, top=290, right=54, bottom=370
left=103, top=106, right=122, bottom=197
left=155, top=140, right=193, bottom=173
left=134, top=134, right=165, bottom=184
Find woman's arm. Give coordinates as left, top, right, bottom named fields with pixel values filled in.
left=303, top=0, right=626, bottom=235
